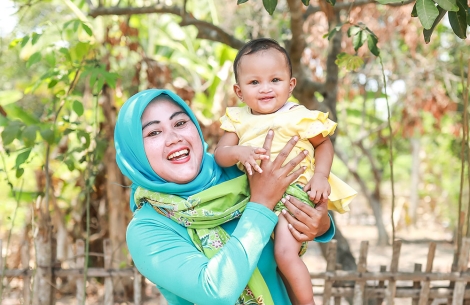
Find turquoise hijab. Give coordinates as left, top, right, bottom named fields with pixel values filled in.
left=114, top=89, right=242, bottom=211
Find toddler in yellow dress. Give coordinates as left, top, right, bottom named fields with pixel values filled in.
left=214, top=38, right=356, bottom=305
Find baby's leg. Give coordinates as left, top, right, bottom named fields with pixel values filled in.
left=274, top=213, right=315, bottom=305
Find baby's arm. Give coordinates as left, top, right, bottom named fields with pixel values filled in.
left=304, top=134, right=334, bottom=203
left=214, top=131, right=269, bottom=175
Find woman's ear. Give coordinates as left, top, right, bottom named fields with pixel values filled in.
left=233, top=84, right=243, bottom=100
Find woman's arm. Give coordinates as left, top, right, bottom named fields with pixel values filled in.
left=127, top=203, right=277, bottom=305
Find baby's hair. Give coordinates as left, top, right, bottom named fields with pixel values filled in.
left=233, top=38, right=292, bottom=83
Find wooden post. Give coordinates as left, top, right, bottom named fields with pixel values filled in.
left=76, top=240, right=85, bottom=305
left=376, top=265, right=387, bottom=305
left=104, top=239, right=114, bottom=305
left=385, top=240, right=401, bottom=305
left=452, top=238, right=470, bottom=305
left=412, top=263, right=422, bottom=305
left=21, top=238, right=31, bottom=305
left=323, top=240, right=337, bottom=305
left=418, top=242, right=436, bottom=305
left=334, top=264, right=342, bottom=305
left=133, top=268, right=142, bottom=305
left=353, top=241, right=369, bottom=305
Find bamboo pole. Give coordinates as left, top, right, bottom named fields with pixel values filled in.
left=452, top=238, right=470, bottom=305
left=76, top=240, right=85, bottom=305
left=375, top=265, right=387, bottom=305
left=133, top=268, right=142, bottom=305
left=353, top=241, right=368, bottom=305
left=418, top=242, right=436, bottom=305
left=323, top=240, right=337, bottom=305
left=412, top=263, right=422, bottom=305
left=21, top=239, right=31, bottom=305
left=385, top=240, right=401, bottom=305
left=103, top=239, right=113, bottom=305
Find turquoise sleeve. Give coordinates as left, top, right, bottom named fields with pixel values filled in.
left=126, top=202, right=278, bottom=305
left=313, top=212, right=335, bottom=243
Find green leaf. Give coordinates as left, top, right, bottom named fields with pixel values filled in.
left=0, top=90, right=23, bottom=106
left=77, top=130, right=91, bottom=148
left=352, top=30, right=366, bottom=51
left=27, top=52, right=42, bottom=68
left=4, top=104, right=40, bottom=124
left=416, top=0, right=440, bottom=29
left=15, top=148, right=32, bottom=168
left=347, top=25, right=361, bottom=37
left=411, top=3, right=418, bottom=16
left=22, top=125, right=38, bottom=147
left=326, top=0, right=335, bottom=5
left=367, top=34, right=380, bottom=56
left=237, top=0, right=249, bottom=4
left=20, top=36, right=30, bottom=48
left=324, top=27, right=338, bottom=40
left=81, top=23, right=93, bottom=36
left=31, top=32, right=42, bottom=45
left=73, top=20, right=80, bottom=32
left=72, top=100, right=84, bottom=116
left=433, top=0, right=458, bottom=11
left=377, top=0, right=404, bottom=4
left=301, top=0, right=310, bottom=5
left=64, top=159, right=75, bottom=171
left=263, top=0, right=278, bottom=15
left=423, top=7, right=447, bottom=43
left=448, top=0, right=468, bottom=39
left=1, top=121, right=22, bottom=145
left=335, top=53, right=364, bottom=71
left=40, top=128, right=55, bottom=145
left=16, top=168, right=24, bottom=178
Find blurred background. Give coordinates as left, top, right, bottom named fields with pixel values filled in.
left=0, top=0, right=469, bottom=303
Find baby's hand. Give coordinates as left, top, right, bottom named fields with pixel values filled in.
left=303, top=174, right=331, bottom=204
left=236, top=146, right=269, bottom=175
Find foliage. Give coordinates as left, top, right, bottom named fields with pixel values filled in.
left=242, top=0, right=469, bottom=42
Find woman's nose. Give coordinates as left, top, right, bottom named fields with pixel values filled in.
left=165, top=131, right=182, bottom=146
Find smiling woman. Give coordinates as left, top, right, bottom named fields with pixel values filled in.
left=141, top=96, right=203, bottom=184
left=114, top=88, right=334, bottom=304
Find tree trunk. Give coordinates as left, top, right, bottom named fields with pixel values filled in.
left=409, top=137, right=420, bottom=225
left=101, top=85, right=133, bottom=300
left=33, top=204, right=53, bottom=305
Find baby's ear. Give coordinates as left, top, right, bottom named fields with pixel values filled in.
left=233, top=84, right=243, bottom=101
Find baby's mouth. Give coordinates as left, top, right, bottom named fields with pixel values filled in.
left=168, top=149, right=189, bottom=161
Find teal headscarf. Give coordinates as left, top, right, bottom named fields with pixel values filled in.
left=114, top=89, right=242, bottom=211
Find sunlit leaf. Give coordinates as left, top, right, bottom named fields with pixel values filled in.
left=72, top=100, right=84, bottom=116
left=352, top=30, right=366, bottom=51
left=347, top=26, right=361, bottom=37
left=16, top=168, right=24, bottom=178
left=263, top=0, right=277, bottom=15
left=433, top=0, right=458, bottom=11
left=20, top=36, right=30, bottom=48
left=1, top=121, right=22, bottom=145
left=27, top=52, right=42, bottom=68
left=237, top=0, right=249, bottom=3
left=0, top=90, right=23, bottom=106
left=335, top=53, right=364, bottom=71
left=40, top=127, right=55, bottom=145
left=423, top=7, right=447, bottom=43
left=31, top=32, right=42, bottom=45
left=416, top=0, right=440, bottom=29
left=301, top=0, right=310, bottom=5
left=15, top=148, right=32, bottom=168
left=22, top=125, right=38, bottom=147
left=81, top=22, right=93, bottom=36
left=4, top=104, right=40, bottom=124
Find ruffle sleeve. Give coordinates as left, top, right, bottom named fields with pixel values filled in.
left=219, top=107, right=243, bottom=133
left=296, top=110, right=337, bottom=139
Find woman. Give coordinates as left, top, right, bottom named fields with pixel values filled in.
left=114, top=89, right=335, bottom=304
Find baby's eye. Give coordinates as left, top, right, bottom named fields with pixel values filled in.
left=249, top=80, right=259, bottom=85
left=272, top=78, right=280, bottom=82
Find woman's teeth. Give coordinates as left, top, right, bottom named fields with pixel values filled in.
left=168, top=149, right=189, bottom=160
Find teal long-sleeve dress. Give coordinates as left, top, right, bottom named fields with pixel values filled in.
left=127, top=202, right=335, bottom=305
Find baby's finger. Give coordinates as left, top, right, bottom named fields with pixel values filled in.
left=254, top=154, right=270, bottom=160
left=254, top=147, right=267, bottom=154
left=253, top=163, right=263, bottom=173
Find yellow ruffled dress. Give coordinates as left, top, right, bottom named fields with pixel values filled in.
left=219, top=104, right=356, bottom=213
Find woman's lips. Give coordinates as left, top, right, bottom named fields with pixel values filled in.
left=167, top=148, right=190, bottom=163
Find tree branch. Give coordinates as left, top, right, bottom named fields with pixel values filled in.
left=88, top=5, right=244, bottom=49
left=304, top=0, right=415, bottom=18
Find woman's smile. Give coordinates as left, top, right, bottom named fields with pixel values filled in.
left=167, top=147, right=190, bottom=162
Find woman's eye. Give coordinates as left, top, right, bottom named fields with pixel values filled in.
left=147, top=130, right=161, bottom=137
left=175, top=120, right=187, bottom=127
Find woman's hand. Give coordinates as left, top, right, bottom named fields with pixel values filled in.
left=247, top=130, right=307, bottom=210
left=280, top=196, right=330, bottom=242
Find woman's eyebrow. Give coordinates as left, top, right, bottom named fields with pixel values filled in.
left=141, top=111, right=187, bottom=130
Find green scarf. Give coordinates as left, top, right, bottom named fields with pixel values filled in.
left=135, top=175, right=273, bottom=305
left=134, top=176, right=315, bottom=304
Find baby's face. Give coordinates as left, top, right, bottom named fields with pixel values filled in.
left=233, top=48, right=296, bottom=115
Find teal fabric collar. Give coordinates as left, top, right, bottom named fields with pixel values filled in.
left=114, top=89, right=241, bottom=211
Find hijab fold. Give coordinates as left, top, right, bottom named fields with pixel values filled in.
left=114, top=89, right=241, bottom=212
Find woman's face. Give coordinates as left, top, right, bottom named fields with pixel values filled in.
left=141, top=98, right=203, bottom=184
